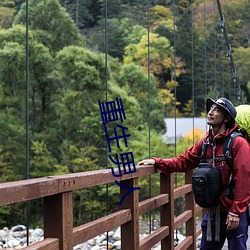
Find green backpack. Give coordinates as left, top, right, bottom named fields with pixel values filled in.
left=235, top=105, right=250, bottom=142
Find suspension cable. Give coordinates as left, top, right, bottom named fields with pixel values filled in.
left=104, top=0, right=109, bottom=248
left=147, top=0, right=152, bottom=234
left=204, top=0, right=207, bottom=97
left=25, top=0, right=30, bottom=245
left=172, top=0, right=179, bottom=245
left=191, top=0, right=195, bottom=144
left=216, top=0, right=242, bottom=104
left=173, top=0, right=177, bottom=158
left=218, top=32, right=225, bottom=96
left=213, top=0, right=217, bottom=94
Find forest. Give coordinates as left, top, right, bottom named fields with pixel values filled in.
left=0, top=0, right=249, bottom=228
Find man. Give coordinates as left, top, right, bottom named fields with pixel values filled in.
left=138, top=97, right=250, bottom=250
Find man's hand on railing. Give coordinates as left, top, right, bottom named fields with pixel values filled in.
left=137, top=159, right=155, bottom=166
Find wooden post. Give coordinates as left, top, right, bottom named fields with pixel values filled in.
left=161, top=173, right=174, bottom=250
left=44, top=192, right=73, bottom=250
left=120, top=178, right=139, bottom=250
left=185, top=171, right=196, bottom=250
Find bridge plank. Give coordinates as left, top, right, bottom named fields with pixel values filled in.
left=139, top=226, right=169, bottom=250
left=139, top=194, right=169, bottom=216
left=57, top=165, right=156, bottom=192
left=22, top=238, right=59, bottom=250
left=0, top=177, right=59, bottom=206
left=73, top=209, right=131, bottom=245
left=175, top=236, right=193, bottom=250
left=0, top=165, right=156, bottom=206
left=174, top=184, right=192, bottom=199
left=174, top=210, right=192, bottom=229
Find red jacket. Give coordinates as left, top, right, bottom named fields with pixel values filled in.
left=154, top=124, right=250, bottom=216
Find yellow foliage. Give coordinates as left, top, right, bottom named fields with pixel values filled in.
left=0, top=7, right=14, bottom=29
left=158, top=88, right=175, bottom=105
left=184, top=128, right=205, bottom=142
left=166, top=80, right=180, bottom=91
left=200, top=112, right=207, bottom=118
left=174, top=56, right=186, bottom=77
left=166, top=107, right=181, bottom=117
left=183, top=99, right=193, bottom=114
left=124, top=32, right=173, bottom=73
left=149, top=5, right=174, bottom=31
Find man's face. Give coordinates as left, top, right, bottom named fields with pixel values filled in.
left=207, top=104, right=226, bottom=127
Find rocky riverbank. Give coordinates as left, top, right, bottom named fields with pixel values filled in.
left=0, top=225, right=43, bottom=249
left=0, top=225, right=188, bottom=249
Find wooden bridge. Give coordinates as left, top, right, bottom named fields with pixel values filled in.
left=0, top=165, right=204, bottom=250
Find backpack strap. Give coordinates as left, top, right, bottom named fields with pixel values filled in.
left=201, top=132, right=242, bottom=166
left=201, top=141, right=225, bottom=163
left=223, top=132, right=243, bottom=200
left=200, top=142, right=208, bottom=163
left=223, top=131, right=242, bottom=169
left=200, top=141, right=222, bottom=242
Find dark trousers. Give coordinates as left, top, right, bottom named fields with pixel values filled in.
left=200, top=210, right=249, bottom=250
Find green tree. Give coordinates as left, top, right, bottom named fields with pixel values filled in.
left=0, top=24, right=56, bottom=134
left=61, top=0, right=101, bottom=29
left=222, top=0, right=250, bottom=46
left=0, top=112, right=26, bottom=181
left=0, top=26, right=55, bottom=132
left=50, top=45, right=141, bottom=167
left=116, top=126, right=173, bottom=204
left=0, top=38, right=27, bottom=180
left=124, top=32, right=185, bottom=87
left=14, top=0, right=84, bottom=52
left=30, top=141, right=57, bottom=177
left=86, top=17, right=139, bottom=60
left=116, top=63, right=165, bottom=132
left=98, top=0, right=146, bottom=21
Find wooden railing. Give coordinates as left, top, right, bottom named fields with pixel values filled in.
left=0, top=165, right=203, bottom=250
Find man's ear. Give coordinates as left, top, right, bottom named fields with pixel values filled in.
left=224, top=114, right=232, bottom=123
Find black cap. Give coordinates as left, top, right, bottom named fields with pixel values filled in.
left=206, top=97, right=237, bottom=119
